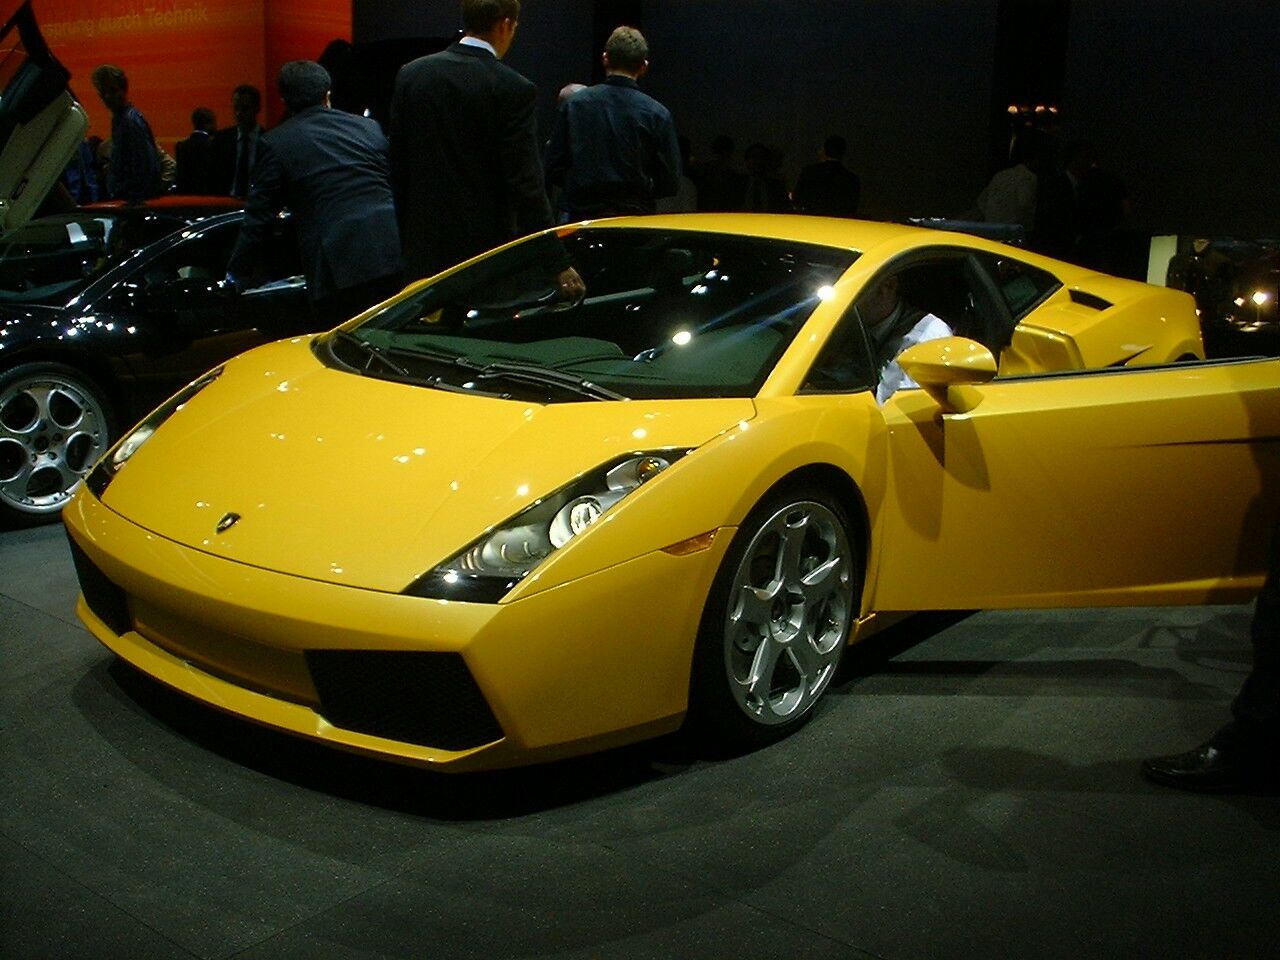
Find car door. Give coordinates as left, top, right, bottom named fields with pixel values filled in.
left=0, top=2, right=88, bottom=234
left=102, top=217, right=310, bottom=398
left=870, top=356, right=1280, bottom=611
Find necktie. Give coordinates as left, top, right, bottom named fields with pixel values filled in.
left=233, top=134, right=250, bottom=197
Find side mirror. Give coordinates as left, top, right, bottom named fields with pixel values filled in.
left=898, top=336, right=996, bottom=413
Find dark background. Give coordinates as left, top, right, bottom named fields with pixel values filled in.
left=353, top=0, right=1279, bottom=238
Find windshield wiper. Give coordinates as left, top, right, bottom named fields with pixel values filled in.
left=332, top=330, right=410, bottom=376
left=333, top=334, right=624, bottom=400
left=475, top=359, right=628, bottom=401
left=384, top=341, right=486, bottom=371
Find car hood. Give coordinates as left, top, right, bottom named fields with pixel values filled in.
left=100, top=338, right=755, bottom=593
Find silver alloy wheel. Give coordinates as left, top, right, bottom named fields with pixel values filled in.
left=722, top=500, right=853, bottom=725
left=0, top=369, right=110, bottom=517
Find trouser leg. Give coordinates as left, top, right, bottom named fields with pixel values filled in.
left=1223, top=521, right=1280, bottom=751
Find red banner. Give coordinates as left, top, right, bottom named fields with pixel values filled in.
left=33, top=0, right=349, bottom=148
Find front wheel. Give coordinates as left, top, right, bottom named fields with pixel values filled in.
left=0, top=362, right=114, bottom=527
left=689, top=484, right=861, bottom=751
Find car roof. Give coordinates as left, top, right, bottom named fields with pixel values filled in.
left=576, top=213, right=1107, bottom=285
left=579, top=213, right=918, bottom=253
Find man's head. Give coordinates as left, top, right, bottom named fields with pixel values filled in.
left=1010, top=126, right=1051, bottom=173
left=277, top=62, right=331, bottom=115
left=859, top=273, right=901, bottom=329
left=232, top=84, right=262, bottom=131
left=822, top=135, right=847, bottom=162
left=462, top=0, right=520, bottom=58
left=90, top=64, right=129, bottom=114
left=191, top=107, right=216, bottom=133
left=603, top=26, right=648, bottom=78
left=1062, top=138, right=1097, bottom=178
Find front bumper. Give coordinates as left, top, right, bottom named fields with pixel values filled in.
left=64, top=489, right=731, bottom=772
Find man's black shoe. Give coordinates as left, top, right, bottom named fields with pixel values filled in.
left=1141, top=743, right=1279, bottom=794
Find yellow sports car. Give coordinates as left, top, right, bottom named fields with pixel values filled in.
left=63, top=215, right=1280, bottom=771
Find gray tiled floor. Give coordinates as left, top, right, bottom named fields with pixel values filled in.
left=2, top=523, right=1277, bottom=959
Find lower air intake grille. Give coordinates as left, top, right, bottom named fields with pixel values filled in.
left=65, top=532, right=131, bottom=635
left=305, top=650, right=504, bottom=751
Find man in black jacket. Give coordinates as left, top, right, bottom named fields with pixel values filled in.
left=543, top=26, right=681, bottom=221
left=228, top=61, right=403, bottom=326
left=212, top=84, right=265, bottom=199
left=175, top=107, right=217, bottom=195
left=792, top=135, right=860, bottom=218
left=389, top=0, right=583, bottom=299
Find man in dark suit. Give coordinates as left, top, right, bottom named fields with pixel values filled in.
left=212, top=84, right=265, bottom=199
left=389, top=0, right=583, bottom=299
left=543, top=26, right=681, bottom=222
left=792, top=135, right=861, bottom=218
left=228, top=61, right=403, bottom=326
left=174, top=107, right=217, bottom=195
left=1031, top=139, right=1092, bottom=263
left=90, top=64, right=161, bottom=202
left=692, top=135, right=747, bottom=213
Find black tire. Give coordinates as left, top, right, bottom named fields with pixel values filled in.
left=688, top=482, right=862, bottom=752
left=0, top=362, right=115, bottom=528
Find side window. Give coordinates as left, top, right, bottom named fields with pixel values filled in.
left=883, top=258, right=987, bottom=342
left=117, top=214, right=189, bottom=256
left=801, top=304, right=877, bottom=393
left=802, top=254, right=1003, bottom=396
left=138, top=226, right=236, bottom=289
left=977, top=252, right=1061, bottom=322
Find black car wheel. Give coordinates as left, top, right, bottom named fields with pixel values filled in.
left=0, top=362, right=113, bottom=526
left=689, top=483, right=861, bottom=750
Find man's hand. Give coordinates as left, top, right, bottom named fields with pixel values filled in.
left=556, top=266, right=586, bottom=301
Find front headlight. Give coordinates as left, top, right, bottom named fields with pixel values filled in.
left=403, top=450, right=690, bottom=602
left=84, top=366, right=223, bottom=498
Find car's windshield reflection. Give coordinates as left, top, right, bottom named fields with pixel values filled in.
left=321, top=227, right=857, bottom=402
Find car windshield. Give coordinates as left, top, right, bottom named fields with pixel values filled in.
left=337, top=227, right=857, bottom=401
left=0, top=211, right=186, bottom=306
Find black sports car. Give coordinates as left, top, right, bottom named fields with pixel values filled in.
left=0, top=210, right=311, bottom=525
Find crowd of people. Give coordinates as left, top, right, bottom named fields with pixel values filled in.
left=62, top=70, right=266, bottom=204
left=60, top=0, right=1276, bottom=794
left=70, top=2, right=1135, bottom=296
left=970, top=126, right=1134, bottom=274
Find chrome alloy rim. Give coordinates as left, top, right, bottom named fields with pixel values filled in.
left=723, top=500, right=853, bottom=725
left=0, top=373, right=109, bottom=515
